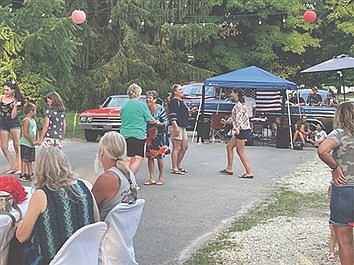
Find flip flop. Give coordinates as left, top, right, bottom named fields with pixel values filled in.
left=239, top=173, right=254, bottom=179
left=171, top=169, right=184, bottom=175
left=5, top=168, right=17, bottom=174
left=143, top=180, right=156, bottom=186
left=178, top=168, right=188, bottom=173
left=156, top=181, right=164, bottom=185
left=219, top=169, right=233, bottom=175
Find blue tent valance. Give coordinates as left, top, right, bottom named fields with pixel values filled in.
left=205, top=66, right=298, bottom=90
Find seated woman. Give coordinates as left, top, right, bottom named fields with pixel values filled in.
left=15, top=148, right=100, bottom=264
left=292, top=115, right=310, bottom=145
left=92, top=131, right=138, bottom=221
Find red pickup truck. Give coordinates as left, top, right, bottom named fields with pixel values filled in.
left=79, top=95, right=146, bottom=141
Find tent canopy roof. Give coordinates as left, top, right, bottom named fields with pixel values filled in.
left=205, top=66, right=298, bottom=90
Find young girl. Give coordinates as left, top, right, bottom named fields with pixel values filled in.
left=19, top=102, right=38, bottom=182
left=38, top=92, right=66, bottom=148
left=0, top=81, right=25, bottom=174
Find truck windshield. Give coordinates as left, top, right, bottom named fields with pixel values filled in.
left=182, top=84, right=215, bottom=97
left=104, top=97, right=129, bottom=108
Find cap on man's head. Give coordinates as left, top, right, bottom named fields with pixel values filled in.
left=312, top=86, right=318, bottom=92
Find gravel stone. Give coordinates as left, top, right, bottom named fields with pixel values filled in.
left=215, top=157, right=341, bottom=265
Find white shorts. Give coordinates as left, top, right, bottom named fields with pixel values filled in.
left=170, top=126, right=188, bottom=141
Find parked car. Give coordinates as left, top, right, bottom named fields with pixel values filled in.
left=79, top=95, right=146, bottom=142
left=186, top=88, right=336, bottom=132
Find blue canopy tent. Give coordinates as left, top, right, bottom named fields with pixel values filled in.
left=204, top=66, right=297, bottom=89
left=197, top=66, right=298, bottom=147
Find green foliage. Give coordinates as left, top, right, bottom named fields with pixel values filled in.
left=0, top=0, right=353, bottom=111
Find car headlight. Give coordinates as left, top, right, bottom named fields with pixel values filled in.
left=80, top=116, right=88, bottom=123
left=87, top=117, right=93, bottom=122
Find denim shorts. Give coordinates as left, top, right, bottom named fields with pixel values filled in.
left=329, top=185, right=354, bottom=227
left=0, top=117, right=20, bottom=131
left=234, top=129, right=252, bottom=142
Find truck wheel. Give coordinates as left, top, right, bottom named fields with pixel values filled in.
left=84, top=130, right=99, bottom=142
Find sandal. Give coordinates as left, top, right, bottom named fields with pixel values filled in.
left=328, top=252, right=336, bottom=261
left=178, top=168, right=188, bottom=173
left=171, top=169, right=184, bottom=175
left=239, top=173, right=254, bottom=179
left=5, top=168, right=17, bottom=174
left=143, top=180, right=156, bottom=186
left=219, top=169, right=233, bottom=175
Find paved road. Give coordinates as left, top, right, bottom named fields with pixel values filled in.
left=0, top=139, right=317, bottom=265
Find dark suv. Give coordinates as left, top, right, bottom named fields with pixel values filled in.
left=79, top=95, right=146, bottom=141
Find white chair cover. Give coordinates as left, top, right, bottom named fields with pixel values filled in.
left=99, top=199, right=145, bottom=265
left=49, top=221, right=107, bottom=265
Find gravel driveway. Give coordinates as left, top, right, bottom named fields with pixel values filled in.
left=215, top=158, right=342, bottom=265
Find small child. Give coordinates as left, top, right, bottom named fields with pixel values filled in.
left=19, top=102, right=38, bottom=182
left=309, top=123, right=327, bottom=147
left=327, top=185, right=337, bottom=261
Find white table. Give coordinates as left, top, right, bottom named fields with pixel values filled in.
left=0, top=186, right=32, bottom=265
left=0, top=180, right=92, bottom=265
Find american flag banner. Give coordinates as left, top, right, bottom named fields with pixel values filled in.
left=255, top=90, right=282, bottom=113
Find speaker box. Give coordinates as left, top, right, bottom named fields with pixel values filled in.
left=276, top=127, right=290, bottom=149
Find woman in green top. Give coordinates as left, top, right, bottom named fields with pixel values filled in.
left=120, top=83, right=158, bottom=173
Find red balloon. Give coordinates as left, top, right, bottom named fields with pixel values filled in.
left=304, top=10, right=317, bottom=23
left=71, top=10, right=86, bottom=24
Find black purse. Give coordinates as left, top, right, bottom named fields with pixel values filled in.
left=7, top=236, right=26, bottom=265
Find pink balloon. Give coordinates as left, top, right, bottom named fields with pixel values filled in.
left=304, top=10, right=317, bottom=23
left=71, top=10, right=86, bottom=25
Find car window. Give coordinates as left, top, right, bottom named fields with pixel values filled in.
left=182, top=84, right=215, bottom=97
left=103, top=96, right=147, bottom=108
left=104, top=97, right=129, bottom=108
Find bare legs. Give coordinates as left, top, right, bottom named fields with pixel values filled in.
left=171, top=138, right=188, bottom=172
left=223, top=136, right=253, bottom=175
left=145, top=158, right=164, bottom=185
left=334, top=226, right=353, bottom=265
left=225, top=137, right=237, bottom=172
left=125, top=155, right=144, bottom=174
left=0, top=129, right=21, bottom=173
left=293, top=130, right=305, bottom=145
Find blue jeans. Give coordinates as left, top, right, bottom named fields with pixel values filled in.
left=330, top=185, right=354, bottom=227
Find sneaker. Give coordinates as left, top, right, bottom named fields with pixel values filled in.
left=20, top=173, right=31, bottom=182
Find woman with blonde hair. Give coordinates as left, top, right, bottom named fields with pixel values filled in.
left=168, top=84, right=196, bottom=175
left=318, top=101, right=354, bottom=265
left=120, top=83, right=157, bottom=173
left=92, top=131, right=138, bottom=220
left=16, top=148, right=99, bottom=264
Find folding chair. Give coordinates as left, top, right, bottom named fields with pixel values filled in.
left=50, top=222, right=107, bottom=265
left=99, top=199, right=145, bottom=265
left=210, top=113, right=227, bottom=142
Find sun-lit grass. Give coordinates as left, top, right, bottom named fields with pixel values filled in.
left=65, top=111, right=84, bottom=139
